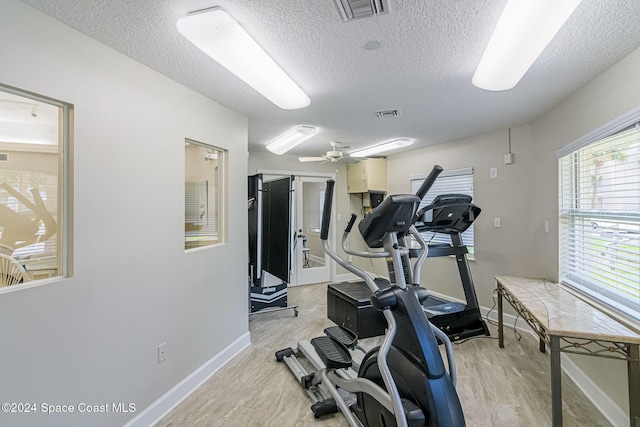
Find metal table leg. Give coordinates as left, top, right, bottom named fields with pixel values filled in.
left=550, top=335, right=563, bottom=427
left=498, top=287, right=504, bottom=348
left=629, top=344, right=640, bottom=427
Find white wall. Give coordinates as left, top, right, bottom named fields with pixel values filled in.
left=387, top=46, right=640, bottom=423
left=0, top=1, right=248, bottom=426
left=529, top=45, right=640, bottom=421
left=387, top=126, right=539, bottom=306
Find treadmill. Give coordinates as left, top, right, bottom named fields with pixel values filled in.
left=327, top=165, right=489, bottom=342
left=411, top=193, right=490, bottom=341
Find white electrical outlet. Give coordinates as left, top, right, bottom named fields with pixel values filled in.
left=158, top=343, right=167, bottom=363
left=504, top=153, right=514, bottom=164
left=494, top=218, right=502, bottom=228
left=490, top=167, right=498, bottom=179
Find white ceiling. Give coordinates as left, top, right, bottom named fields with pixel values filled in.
left=18, top=0, right=640, bottom=157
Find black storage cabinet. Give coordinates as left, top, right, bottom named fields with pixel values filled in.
left=327, top=280, right=388, bottom=339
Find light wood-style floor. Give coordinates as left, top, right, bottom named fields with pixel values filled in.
left=157, top=283, right=612, bottom=426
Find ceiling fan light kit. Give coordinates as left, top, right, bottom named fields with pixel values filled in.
left=299, top=141, right=360, bottom=163
left=472, top=0, right=583, bottom=91
left=177, top=7, right=311, bottom=109
left=265, top=125, right=318, bottom=155
left=350, top=138, right=413, bottom=157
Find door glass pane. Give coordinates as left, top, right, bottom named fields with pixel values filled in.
left=302, top=181, right=325, bottom=269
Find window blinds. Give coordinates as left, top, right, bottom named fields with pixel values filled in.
left=410, top=167, right=475, bottom=249
left=185, top=177, right=219, bottom=240
left=559, top=122, right=640, bottom=319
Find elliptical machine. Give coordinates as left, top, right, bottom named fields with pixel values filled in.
left=276, top=166, right=465, bottom=427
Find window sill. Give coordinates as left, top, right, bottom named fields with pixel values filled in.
left=0, top=275, right=67, bottom=295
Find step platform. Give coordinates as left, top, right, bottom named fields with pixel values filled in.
left=310, top=336, right=352, bottom=369
left=324, top=325, right=358, bottom=349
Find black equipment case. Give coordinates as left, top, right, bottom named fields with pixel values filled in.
left=327, top=279, right=389, bottom=339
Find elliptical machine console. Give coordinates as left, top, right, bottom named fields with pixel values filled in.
left=276, top=166, right=466, bottom=427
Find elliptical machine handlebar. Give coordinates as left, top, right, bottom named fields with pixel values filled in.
left=345, top=213, right=357, bottom=233
left=320, top=179, right=335, bottom=241
left=321, top=181, right=391, bottom=261
left=415, top=164, right=443, bottom=201
left=411, top=165, right=444, bottom=227
left=319, top=179, right=381, bottom=292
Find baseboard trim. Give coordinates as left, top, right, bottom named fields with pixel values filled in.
left=560, top=354, right=628, bottom=427
left=472, top=290, right=627, bottom=427
left=124, top=331, right=251, bottom=427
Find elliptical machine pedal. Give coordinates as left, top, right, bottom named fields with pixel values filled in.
left=323, top=326, right=358, bottom=349
left=310, top=336, right=352, bottom=369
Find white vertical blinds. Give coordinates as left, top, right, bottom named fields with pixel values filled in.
left=559, top=122, right=640, bottom=319
left=410, top=167, right=475, bottom=249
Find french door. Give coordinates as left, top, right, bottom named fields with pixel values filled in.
left=292, top=176, right=331, bottom=286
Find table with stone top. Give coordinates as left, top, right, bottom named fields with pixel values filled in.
left=495, top=275, right=640, bottom=427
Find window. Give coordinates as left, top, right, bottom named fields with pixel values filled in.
left=410, top=167, right=475, bottom=253
left=185, top=139, right=226, bottom=250
left=559, top=118, right=640, bottom=320
left=0, top=84, right=71, bottom=288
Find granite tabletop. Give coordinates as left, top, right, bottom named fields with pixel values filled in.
left=495, top=276, right=640, bottom=344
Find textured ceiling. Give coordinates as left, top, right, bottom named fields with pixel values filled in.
left=17, top=0, right=640, bottom=157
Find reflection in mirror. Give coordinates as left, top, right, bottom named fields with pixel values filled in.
left=185, top=139, right=226, bottom=250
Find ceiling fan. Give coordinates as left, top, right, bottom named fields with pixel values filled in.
left=299, top=141, right=360, bottom=164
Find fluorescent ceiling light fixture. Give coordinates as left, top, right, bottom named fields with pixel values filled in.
left=266, top=126, right=318, bottom=155
left=350, top=138, right=413, bottom=157
left=472, top=0, right=583, bottom=91
left=177, top=8, right=311, bottom=109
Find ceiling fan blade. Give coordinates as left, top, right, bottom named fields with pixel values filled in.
left=299, top=156, right=327, bottom=162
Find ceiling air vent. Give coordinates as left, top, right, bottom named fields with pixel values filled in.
left=334, top=0, right=389, bottom=21
left=375, top=109, right=401, bottom=118
left=0, top=153, right=8, bottom=162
